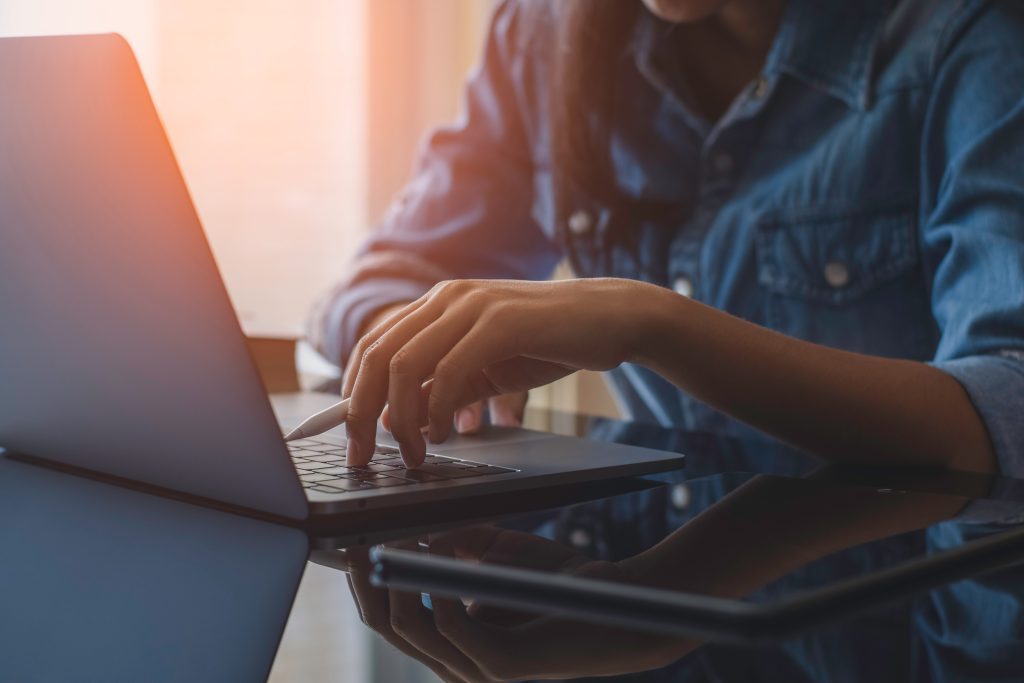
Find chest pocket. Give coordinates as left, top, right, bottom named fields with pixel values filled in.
left=756, top=207, right=917, bottom=303
left=754, top=205, right=935, bottom=358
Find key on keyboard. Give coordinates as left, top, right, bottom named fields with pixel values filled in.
left=288, top=439, right=516, bottom=493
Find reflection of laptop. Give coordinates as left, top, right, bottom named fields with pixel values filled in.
left=0, top=34, right=683, bottom=522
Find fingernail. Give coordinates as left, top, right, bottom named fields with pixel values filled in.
left=456, top=409, right=473, bottom=434
left=346, top=438, right=361, bottom=466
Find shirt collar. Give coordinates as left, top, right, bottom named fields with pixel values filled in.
left=632, top=0, right=893, bottom=112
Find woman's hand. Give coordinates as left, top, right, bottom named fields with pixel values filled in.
left=350, top=303, right=529, bottom=441
left=341, top=278, right=661, bottom=466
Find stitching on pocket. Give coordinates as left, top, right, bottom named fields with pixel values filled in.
left=756, top=206, right=918, bottom=305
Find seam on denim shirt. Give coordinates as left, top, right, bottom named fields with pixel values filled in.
left=873, top=80, right=931, bottom=99
left=929, top=0, right=992, bottom=78
left=755, top=197, right=918, bottom=225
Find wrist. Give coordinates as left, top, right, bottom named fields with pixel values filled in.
left=624, top=282, right=692, bottom=368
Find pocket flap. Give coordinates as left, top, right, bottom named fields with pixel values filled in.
left=756, top=207, right=918, bottom=304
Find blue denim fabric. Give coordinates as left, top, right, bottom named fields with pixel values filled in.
left=310, top=0, right=1024, bottom=476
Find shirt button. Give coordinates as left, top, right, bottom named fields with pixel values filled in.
left=712, top=153, right=734, bottom=174
left=673, top=276, right=694, bottom=298
left=751, top=76, right=771, bottom=99
left=671, top=484, right=691, bottom=510
left=824, top=261, right=851, bottom=288
left=568, top=209, right=592, bottom=236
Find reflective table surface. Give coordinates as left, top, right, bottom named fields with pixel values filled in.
left=4, top=398, right=1024, bottom=682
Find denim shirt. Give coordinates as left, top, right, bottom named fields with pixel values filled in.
left=309, top=0, right=1024, bottom=477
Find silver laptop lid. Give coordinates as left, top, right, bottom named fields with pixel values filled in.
left=0, top=34, right=307, bottom=519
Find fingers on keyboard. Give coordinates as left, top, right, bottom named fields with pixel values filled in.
left=295, top=439, right=514, bottom=493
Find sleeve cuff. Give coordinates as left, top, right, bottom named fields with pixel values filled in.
left=312, top=278, right=432, bottom=368
left=931, top=353, right=1024, bottom=479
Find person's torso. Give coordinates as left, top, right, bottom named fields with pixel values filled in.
left=511, top=0, right=974, bottom=431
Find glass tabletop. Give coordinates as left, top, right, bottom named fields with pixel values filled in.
left=3, top=403, right=1022, bottom=682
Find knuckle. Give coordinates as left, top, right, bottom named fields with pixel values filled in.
left=463, top=286, right=486, bottom=305
left=349, top=410, right=383, bottom=434
left=345, top=350, right=366, bottom=380
left=468, top=285, right=500, bottom=309
left=431, top=279, right=455, bottom=297
left=360, top=340, right=385, bottom=368
left=388, top=351, right=414, bottom=378
left=428, top=379, right=455, bottom=412
left=353, top=334, right=372, bottom=355
left=433, top=358, right=458, bottom=381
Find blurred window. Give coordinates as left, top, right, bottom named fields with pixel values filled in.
left=0, top=0, right=489, bottom=336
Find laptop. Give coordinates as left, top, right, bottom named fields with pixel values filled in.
left=0, top=34, right=683, bottom=522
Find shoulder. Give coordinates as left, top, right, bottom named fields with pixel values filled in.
left=930, top=1, right=1024, bottom=148
left=933, top=0, right=1024, bottom=61
left=874, top=0, right=1024, bottom=96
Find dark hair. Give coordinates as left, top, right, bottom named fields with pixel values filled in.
left=551, top=1, right=646, bottom=274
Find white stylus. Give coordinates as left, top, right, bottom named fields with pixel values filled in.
left=283, top=397, right=350, bottom=442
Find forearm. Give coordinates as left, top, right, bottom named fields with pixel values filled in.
left=620, top=474, right=966, bottom=595
left=610, top=474, right=964, bottom=664
left=633, top=286, right=995, bottom=472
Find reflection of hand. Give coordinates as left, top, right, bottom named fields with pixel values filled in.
left=341, top=278, right=661, bottom=466
left=343, top=478, right=968, bottom=681
left=346, top=527, right=688, bottom=682
left=345, top=544, right=463, bottom=683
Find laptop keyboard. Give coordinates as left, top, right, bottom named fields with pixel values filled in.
left=287, top=439, right=516, bottom=495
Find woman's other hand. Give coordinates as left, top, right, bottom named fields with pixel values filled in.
left=381, top=392, right=529, bottom=435
left=454, top=392, right=530, bottom=432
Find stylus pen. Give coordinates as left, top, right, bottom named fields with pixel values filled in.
left=284, top=397, right=350, bottom=442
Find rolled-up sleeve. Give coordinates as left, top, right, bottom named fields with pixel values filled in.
left=922, top=3, right=1024, bottom=477
left=933, top=355, right=1024, bottom=478
left=308, top=0, right=561, bottom=367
